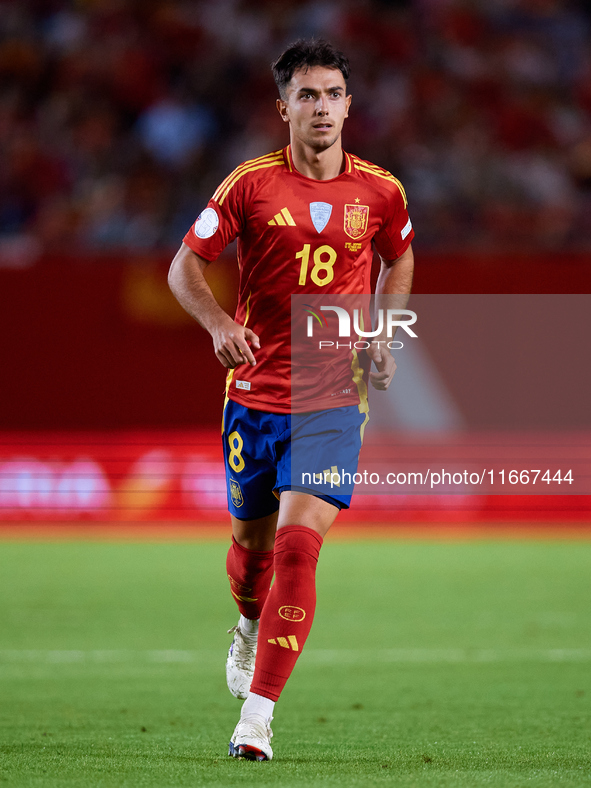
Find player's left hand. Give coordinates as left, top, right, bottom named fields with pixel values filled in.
left=366, top=343, right=396, bottom=390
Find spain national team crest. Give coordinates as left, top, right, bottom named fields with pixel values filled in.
left=344, top=204, right=370, bottom=239
left=229, top=479, right=244, bottom=508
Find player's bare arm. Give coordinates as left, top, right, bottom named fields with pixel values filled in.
left=367, top=244, right=415, bottom=391
left=168, top=243, right=260, bottom=369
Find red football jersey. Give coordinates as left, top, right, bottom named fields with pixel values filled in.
left=183, top=145, right=414, bottom=414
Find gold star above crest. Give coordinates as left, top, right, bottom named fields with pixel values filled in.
left=355, top=197, right=360, bottom=203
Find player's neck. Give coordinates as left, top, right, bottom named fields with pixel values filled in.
left=289, top=139, right=344, bottom=181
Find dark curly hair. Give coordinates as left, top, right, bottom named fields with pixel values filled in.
left=272, top=39, right=350, bottom=99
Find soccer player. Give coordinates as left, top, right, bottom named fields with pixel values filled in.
left=168, top=39, right=414, bottom=761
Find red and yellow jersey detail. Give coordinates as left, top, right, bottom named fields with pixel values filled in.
left=184, top=146, right=413, bottom=413
left=213, top=151, right=284, bottom=206
left=284, top=145, right=355, bottom=175
left=350, top=154, right=408, bottom=207
left=221, top=291, right=252, bottom=433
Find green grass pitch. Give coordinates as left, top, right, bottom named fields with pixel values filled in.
left=0, top=537, right=590, bottom=787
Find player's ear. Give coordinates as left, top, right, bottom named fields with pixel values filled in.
left=345, top=93, right=352, bottom=118
left=276, top=98, right=289, bottom=123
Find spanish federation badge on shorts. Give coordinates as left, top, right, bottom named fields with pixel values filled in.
left=229, top=479, right=244, bottom=508
left=344, top=204, right=369, bottom=239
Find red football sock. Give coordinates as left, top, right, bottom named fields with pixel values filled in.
left=250, top=525, right=323, bottom=701
left=226, top=536, right=274, bottom=620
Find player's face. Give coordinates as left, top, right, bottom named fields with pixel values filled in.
left=277, top=66, right=351, bottom=153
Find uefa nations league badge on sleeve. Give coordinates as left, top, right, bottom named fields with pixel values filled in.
left=194, top=208, right=219, bottom=239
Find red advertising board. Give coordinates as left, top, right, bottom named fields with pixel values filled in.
left=1, top=431, right=588, bottom=524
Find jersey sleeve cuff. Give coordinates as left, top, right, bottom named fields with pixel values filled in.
left=387, top=227, right=414, bottom=261
left=399, top=227, right=414, bottom=256
left=182, top=231, right=219, bottom=262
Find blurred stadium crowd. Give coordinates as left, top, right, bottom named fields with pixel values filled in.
left=1, top=0, right=591, bottom=260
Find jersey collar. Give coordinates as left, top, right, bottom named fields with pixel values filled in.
left=283, top=145, right=353, bottom=179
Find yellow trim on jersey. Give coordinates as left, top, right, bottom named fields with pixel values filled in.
left=213, top=152, right=282, bottom=203
left=286, top=145, right=352, bottom=176
left=352, top=157, right=408, bottom=207
left=217, top=157, right=284, bottom=206
left=221, top=291, right=252, bottom=433
left=221, top=369, right=235, bottom=434
left=352, top=156, right=394, bottom=178
left=354, top=164, right=408, bottom=207
left=213, top=151, right=283, bottom=203
left=353, top=157, right=386, bottom=172
left=350, top=349, right=370, bottom=443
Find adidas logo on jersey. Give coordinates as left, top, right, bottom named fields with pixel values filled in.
left=267, top=635, right=299, bottom=651
left=268, top=208, right=296, bottom=226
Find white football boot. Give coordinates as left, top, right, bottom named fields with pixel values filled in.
left=228, top=714, right=273, bottom=761
left=226, top=622, right=257, bottom=699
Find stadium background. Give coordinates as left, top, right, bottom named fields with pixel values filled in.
left=1, top=0, right=591, bottom=528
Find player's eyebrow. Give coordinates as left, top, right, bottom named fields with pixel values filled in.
left=297, top=86, right=344, bottom=94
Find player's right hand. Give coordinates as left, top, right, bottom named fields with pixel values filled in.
left=212, top=318, right=260, bottom=368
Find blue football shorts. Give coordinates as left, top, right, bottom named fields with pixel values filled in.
left=222, top=399, right=367, bottom=520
